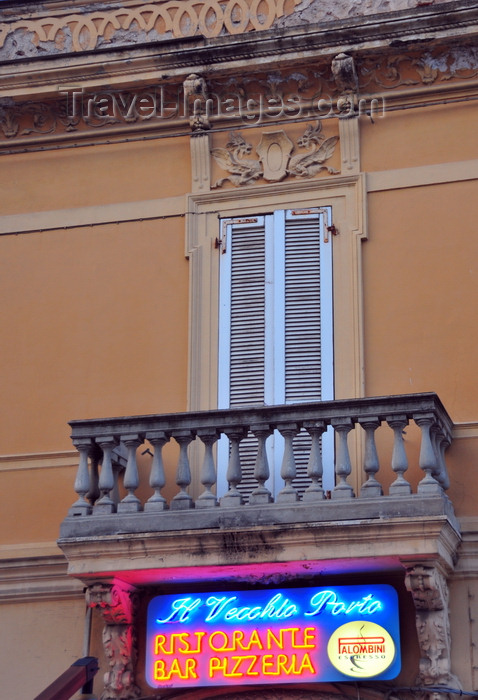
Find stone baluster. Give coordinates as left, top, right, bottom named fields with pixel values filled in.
left=249, top=424, right=273, bottom=504
left=94, top=435, right=119, bottom=514
left=69, top=438, right=93, bottom=515
left=170, top=430, right=195, bottom=509
left=196, top=429, right=219, bottom=508
left=415, top=413, right=443, bottom=495
left=117, top=434, right=143, bottom=513
left=220, top=428, right=247, bottom=507
left=331, top=418, right=355, bottom=498
left=387, top=415, right=412, bottom=495
left=276, top=423, right=299, bottom=503
left=144, top=431, right=169, bottom=512
left=436, top=431, right=451, bottom=491
left=358, top=417, right=383, bottom=497
left=111, top=463, right=123, bottom=506
left=431, top=425, right=450, bottom=490
left=87, top=444, right=101, bottom=505
left=302, top=421, right=326, bottom=501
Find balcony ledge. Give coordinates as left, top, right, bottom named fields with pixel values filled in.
left=58, top=505, right=460, bottom=586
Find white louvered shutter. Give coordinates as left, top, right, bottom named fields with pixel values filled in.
left=217, top=209, right=334, bottom=499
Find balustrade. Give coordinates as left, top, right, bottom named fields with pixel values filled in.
left=64, top=393, right=454, bottom=532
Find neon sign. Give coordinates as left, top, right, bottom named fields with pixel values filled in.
left=146, top=584, right=400, bottom=688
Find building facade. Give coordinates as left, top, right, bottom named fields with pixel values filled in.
left=0, top=0, right=477, bottom=698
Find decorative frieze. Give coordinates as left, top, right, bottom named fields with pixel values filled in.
left=358, top=45, right=478, bottom=90
left=1, top=42, right=476, bottom=154
left=0, top=0, right=303, bottom=58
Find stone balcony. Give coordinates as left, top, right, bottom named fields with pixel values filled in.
left=58, top=393, right=460, bottom=587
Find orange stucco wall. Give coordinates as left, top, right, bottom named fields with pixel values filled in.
left=0, top=135, right=191, bottom=544
left=364, top=180, right=478, bottom=422
left=361, top=101, right=478, bottom=172
left=0, top=218, right=189, bottom=455
left=0, top=137, right=190, bottom=214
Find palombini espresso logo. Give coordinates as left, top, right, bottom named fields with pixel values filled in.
left=327, top=621, right=396, bottom=678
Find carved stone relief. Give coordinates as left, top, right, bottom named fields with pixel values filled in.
left=0, top=0, right=303, bottom=59
left=357, top=45, right=478, bottom=89
left=405, top=565, right=461, bottom=695
left=211, top=121, right=339, bottom=187
left=86, top=583, right=141, bottom=700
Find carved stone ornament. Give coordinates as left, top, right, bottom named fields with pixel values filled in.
left=358, top=45, right=478, bottom=90
left=331, top=53, right=358, bottom=94
left=256, top=131, right=294, bottom=181
left=86, top=583, right=141, bottom=700
left=405, top=565, right=461, bottom=694
left=183, top=74, right=211, bottom=132
left=211, top=121, right=339, bottom=187
left=0, top=0, right=303, bottom=58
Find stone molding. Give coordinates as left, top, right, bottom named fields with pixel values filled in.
left=366, top=160, right=478, bottom=193
left=452, top=422, right=478, bottom=439
left=454, top=516, right=478, bottom=578
left=0, top=450, right=78, bottom=472
left=0, top=195, right=185, bottom=236
left=0, top=551, right=83, bottom=603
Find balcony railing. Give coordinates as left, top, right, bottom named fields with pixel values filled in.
left=60, top=393, right=457, bottom=539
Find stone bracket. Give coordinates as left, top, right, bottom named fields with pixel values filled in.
left=405, top=564, right=462, bottom=696
left=86, top=582, right=140, bottom=700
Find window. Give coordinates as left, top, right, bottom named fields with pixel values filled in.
left=186, top=178, right=366, bottom=498
left=216, top=208, right=335, bottom=499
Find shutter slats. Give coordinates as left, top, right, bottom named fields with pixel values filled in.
left=284, top=216, right=322, bottom=490
left=229, top=223, right=265, bottom=413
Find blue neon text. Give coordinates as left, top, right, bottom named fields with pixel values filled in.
left=305, top=590, right=382, bottom=616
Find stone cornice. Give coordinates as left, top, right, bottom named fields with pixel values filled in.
left=0, top=0, right=477, bottom=64
left=1, top=2, right=478, bottom=99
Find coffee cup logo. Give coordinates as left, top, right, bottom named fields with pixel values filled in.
left=327, top=620, right=395, bottom=678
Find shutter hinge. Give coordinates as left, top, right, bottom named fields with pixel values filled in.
left=324, top=224, right=338, bottom=243
left=215, top=219, right=227, bottom=253
left=215, top=233, right=226, bottom=253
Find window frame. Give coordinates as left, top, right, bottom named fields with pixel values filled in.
left=186, top=176, right=367, bottom=496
